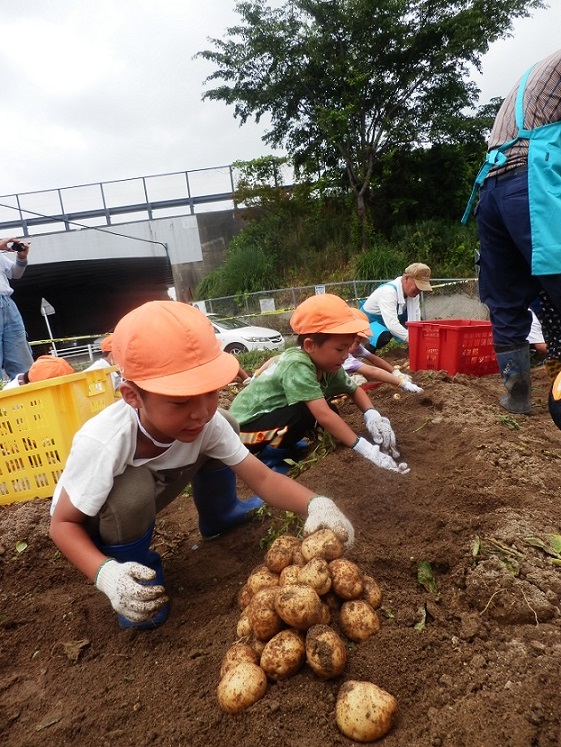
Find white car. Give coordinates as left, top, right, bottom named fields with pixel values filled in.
left=207, top=315, right=285, bottom=355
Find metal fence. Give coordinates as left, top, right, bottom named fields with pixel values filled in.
left=193, top=278, right=487, bottom=326
left=0, top=165, right=238, bottom=236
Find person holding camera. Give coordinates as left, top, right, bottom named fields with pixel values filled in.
left=0, top=237, right=34, bottom=380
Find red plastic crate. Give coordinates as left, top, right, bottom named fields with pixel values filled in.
left=407, top=320, right=499, bottom=376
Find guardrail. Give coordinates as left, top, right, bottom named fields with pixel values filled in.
left=0, top=165, right=237, bottom=236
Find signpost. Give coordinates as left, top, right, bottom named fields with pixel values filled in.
left=40, top=298, right=57, bottom=354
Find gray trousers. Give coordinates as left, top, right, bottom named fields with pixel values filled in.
left=86, top=409, right=239, bottom=545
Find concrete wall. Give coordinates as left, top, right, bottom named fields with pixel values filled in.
left=173, top=210, right=245, bottom=302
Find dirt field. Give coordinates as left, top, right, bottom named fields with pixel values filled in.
left=2, top=355, right=561, bottom=747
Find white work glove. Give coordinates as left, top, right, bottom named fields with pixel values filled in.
left=400, top=379, right=423, bottom=393
left=393, top=367, right=412, bottom=382
left=95, top=559, right=168, bottom=623
left=304, top=496, right=355, bottom=549
left=354, top=436, right=410, bottom=474
left=363, top=408, right=395, bottom=452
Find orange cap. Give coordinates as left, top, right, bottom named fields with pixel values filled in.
left=112, top=300, right=240, bottom=396
left=28, top=355, right=74, bottom=383
left=350, top=307, right=372, bottom=339
left=290, top=294, right=371, bottom=336
left=100, top=334, right=113, bottom=353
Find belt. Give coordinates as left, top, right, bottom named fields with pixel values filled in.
left=488, top=166, right=528, bottom=184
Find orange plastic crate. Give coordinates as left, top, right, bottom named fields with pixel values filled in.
left=407, top=320, right=499, bottom=376
left=0, top=368, right=117, bottom=505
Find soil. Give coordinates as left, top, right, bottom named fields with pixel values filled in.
left=2, top=353, right=561, bottom=747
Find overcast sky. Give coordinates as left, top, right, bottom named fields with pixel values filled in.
left=0, top=1, right=559, bottom=199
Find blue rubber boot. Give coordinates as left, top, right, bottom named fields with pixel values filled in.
left=495, top=344, right=532, bottom=415
left=257, top=444, right=294, bottom=475
left=192, top=466, right=263, bottom=540
left=96, top=524, right=169, bottom=630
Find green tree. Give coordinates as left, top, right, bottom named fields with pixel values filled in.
left=199, top=0, right=543, bottom=246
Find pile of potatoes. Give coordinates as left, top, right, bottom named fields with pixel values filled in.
left=217, top=528, right=397, bottom=741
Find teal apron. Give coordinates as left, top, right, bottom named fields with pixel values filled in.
left=359, top=283, right=407, bottom=346
left=463, top=64, right=561, bottom=275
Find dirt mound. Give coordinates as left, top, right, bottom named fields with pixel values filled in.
left=2, top=360, right=561, bottom=747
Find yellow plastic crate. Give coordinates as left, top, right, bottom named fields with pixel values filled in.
left=0, top=368, right=117, bottom=505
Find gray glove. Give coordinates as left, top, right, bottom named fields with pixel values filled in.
left=363, top=408, right=395, bottom=452
left=304, top=495, right=355, bottom=548
left=353, top=436, right=410, bottom=474
left=95, top=559, right=168, bottom=623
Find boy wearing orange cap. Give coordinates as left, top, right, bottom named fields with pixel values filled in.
left=230, top=294, right=409, bottom=475
left=49, top=301, right=354, bottom=630
left=2, top=354, right=74, bottom=390
left=84, top=334, right=120, bottom=390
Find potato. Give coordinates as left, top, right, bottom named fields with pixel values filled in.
left=362, top=575, right=383, bottom=610
left=305, top=624, right=347, bottom=679
left=297, top=557, right=332, bottom=596
left=279, top=564, right=302, bottom=587
left=220, top=643, right=260, bottom=678
left=329, top=558, right=364, bottom=600
left=291, top=546, right=306, bottom=567
left=335, top=680, right=398, bottom=742
left=247, top=565, right=280, bottom=594
left=238, top=583, right=253, bottom=610
left=265, top=535, right=302, bottom=573
left=236, top=608, right=252, bottom=638
left=339, top=600, right=380, bottom=642
left=318, top=602, right=331, bottom=625
left=274, top=584, right=322, bottom=630
left=242, top=634, right=267, bottom=658
left=270, top=534, right=302, bottom=553
left=248, top=587, right=284, bottom=641
left=301, top=529, right=344, bottom=562
left=265, top=544, right=294, bottom=574
left=217, top=662, right=268, bottom=714
left=259, top=629, right=306, bottom=681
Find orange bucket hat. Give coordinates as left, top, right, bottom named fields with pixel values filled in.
left=100, top=334, right=113, bottom=353
left=112, top=301, right=239, bottom=396
left=291, top=294, right=371, bottom=336
left=28, top=355, right=74, bottom=383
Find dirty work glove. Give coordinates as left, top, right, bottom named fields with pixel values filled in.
left=353, top=436, right=410, bottom=475
left=95, top=559, right=169, bottom=623
left=393, top=367, right=412, bottom=383
left=363, top=408, right=395, bottom=452
left=304, top=496, right=355, bottom=549
left=385, top=427, right=401, bottom=460
left=400, top=379, right=423, bottom=393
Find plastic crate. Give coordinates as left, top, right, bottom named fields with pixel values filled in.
left=0, top=368, right=117, bottom=505
left=407, top=320, right=499, bottom=376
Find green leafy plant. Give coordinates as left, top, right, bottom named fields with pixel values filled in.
left=497, top=414, right=520, bottom=430
left=524, top=534, right=561, bottom=565
left=417, top=560, right=438, bottom=595
left=256, top=505, right=304, bottom=549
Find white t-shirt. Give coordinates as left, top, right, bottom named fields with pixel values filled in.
left=527, top=310, right=545, bottom=345
left=51, top=399, right=248, bottom=516
left=84, top=357, right=121, bottom=390
left=362, top=275, right=421, bottom=342
left=2, top=373, right=25, bottom=390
